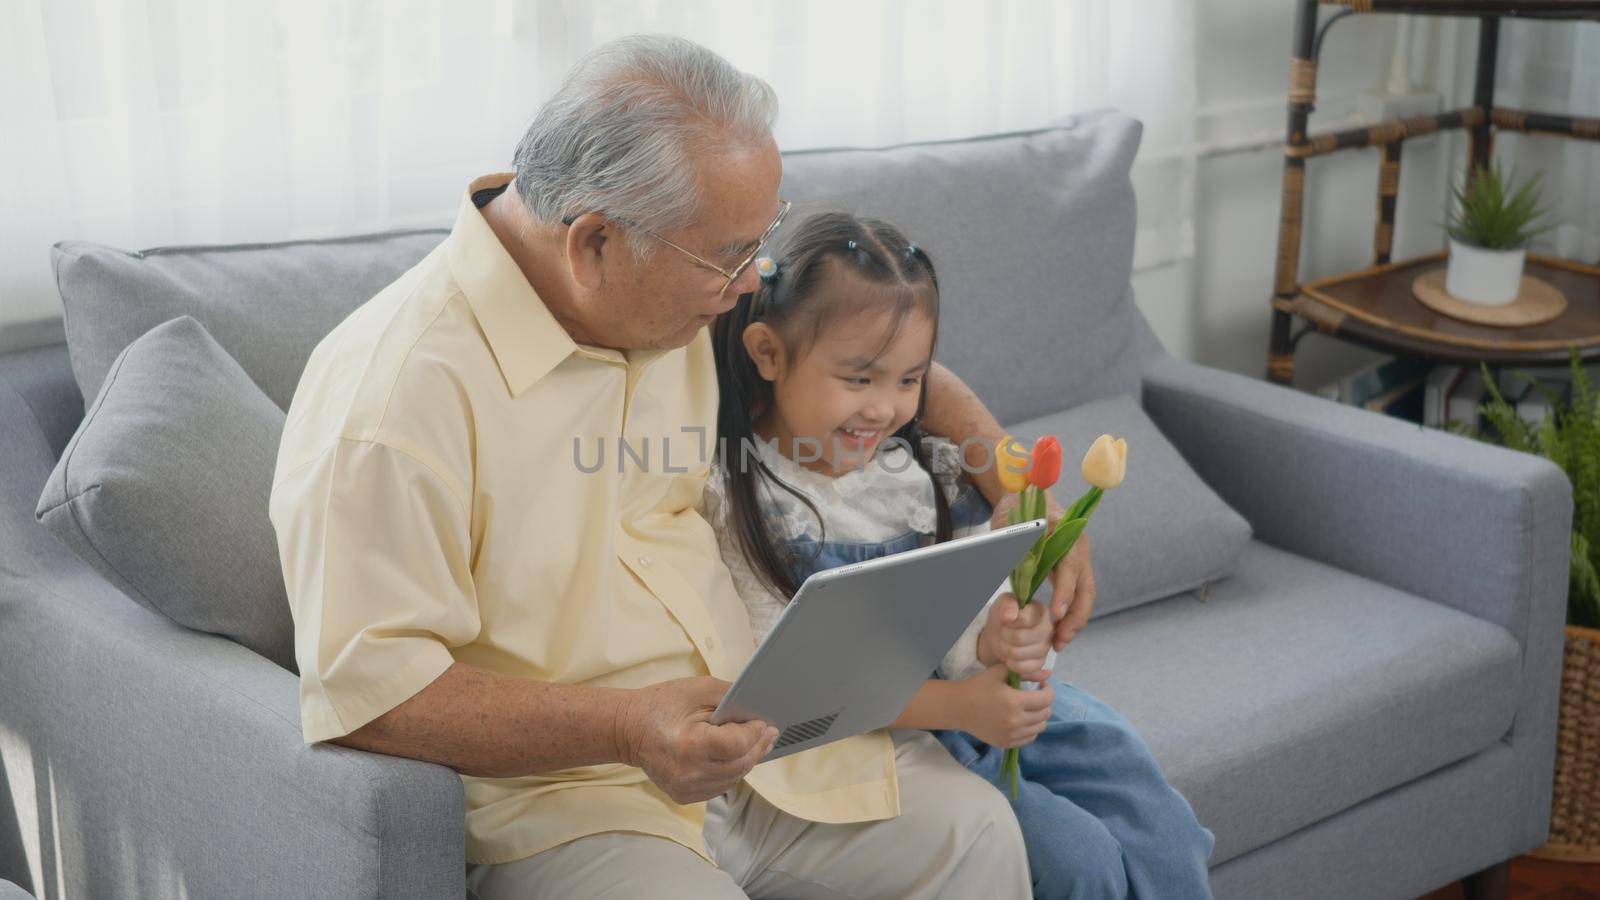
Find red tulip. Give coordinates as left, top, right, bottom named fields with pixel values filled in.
left=1027, top=436, right=1062, bottom=489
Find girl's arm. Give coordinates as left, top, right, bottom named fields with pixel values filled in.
left=890, top=679, right=970, bottom=731
left=891, top=668, right=1055, bottom=748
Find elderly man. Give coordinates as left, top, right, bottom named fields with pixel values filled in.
left=270, top=34, right=1096, bottom=899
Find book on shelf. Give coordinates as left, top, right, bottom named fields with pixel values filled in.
left=1443, top=366, right=1485, bottom=430
left=1316, top=357, right=1594, bottom=430
left=1363, top=374, right=1428, bottom=421
left=1424, top=364, right=1465, bottom=428
left=1497, top=367, right=1573, bottom=429
left=1316, top=356, right=1432, bottom=408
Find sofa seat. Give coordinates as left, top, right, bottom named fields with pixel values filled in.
left=1059, top=540, right=1523, bottom=866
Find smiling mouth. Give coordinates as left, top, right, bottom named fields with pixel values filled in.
left=837, top=427, right=883, bottom=448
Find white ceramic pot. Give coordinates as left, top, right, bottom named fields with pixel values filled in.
left=1445, top=237, right=1525, bottom=306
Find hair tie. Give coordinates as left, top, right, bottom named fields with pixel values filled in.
left=755, top=256, right=779, bottom=283
left=846, top=239, right=858, bottom=251
left=905, top=243, right=918, bottom=258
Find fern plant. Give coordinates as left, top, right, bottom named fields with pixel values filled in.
left=1445, top=163, right=1554, bottom=251
left=1452, top=348, right=1600, bottom=629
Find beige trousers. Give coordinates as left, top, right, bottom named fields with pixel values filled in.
left=466, top=730, right=1031, bottom=900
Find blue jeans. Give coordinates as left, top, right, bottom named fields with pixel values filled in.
left=937, top=681, right=1216, bottom=900
left=769, top=482, right=1212, bottom=898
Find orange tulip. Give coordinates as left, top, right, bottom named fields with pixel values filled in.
left=1027, top=436, right=1062, bottom=489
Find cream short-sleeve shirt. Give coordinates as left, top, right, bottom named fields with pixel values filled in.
left=269, top=173, right=898, bottom=866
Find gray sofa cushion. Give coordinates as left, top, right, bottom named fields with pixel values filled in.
left=35, top=317, right=295, bottom=670
left=51, top=229, right=446, bottom=411
left=1061, top=540, right=1523, bottom=866
left=1006, top=394, right=1252, bottom=618
left=780, top=110, right=1146, bottom=426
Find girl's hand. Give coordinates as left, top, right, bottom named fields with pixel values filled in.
left=991, top=492, right=1099, bottom=652
left=954, top=665, right=1054, bottom=749
left=976, top=592, right=1053, bottom=680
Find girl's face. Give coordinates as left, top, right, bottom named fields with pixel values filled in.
left=744, top=281, right=934, bottom=476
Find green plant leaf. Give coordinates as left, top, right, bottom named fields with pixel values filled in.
left=1446, top=162, right=1554, bottom=250
left=1571, top=531, right=1600, bottom=630
left=1013, top=554, right=1038, bottom=605
left=1066, top=487, right=1103, bottom=522
left=1029, top=517, right=1089, bottom=598
left=1465, top=348, right=1599, bottom=629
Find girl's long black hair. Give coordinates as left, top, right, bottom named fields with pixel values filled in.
left=712, top=211, right=951, bottom=602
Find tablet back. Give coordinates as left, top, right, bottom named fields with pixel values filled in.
left=711, top=519, right=1045, bottom=760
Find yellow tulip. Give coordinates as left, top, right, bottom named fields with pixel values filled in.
left=995, top=435, right=1030, bottom=493
left=1081, top=434, right=1128, bottom=489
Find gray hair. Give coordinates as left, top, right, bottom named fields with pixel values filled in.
left=512, top=35, right=778, bottom=257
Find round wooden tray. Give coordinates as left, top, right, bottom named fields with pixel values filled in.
left=1411, top=269, right=1568, bottom=327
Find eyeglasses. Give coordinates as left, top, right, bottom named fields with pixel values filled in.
left=562, top=199, right=791, bottom=299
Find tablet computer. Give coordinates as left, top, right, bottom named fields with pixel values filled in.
left=710, top=518, right=1046, bottom=761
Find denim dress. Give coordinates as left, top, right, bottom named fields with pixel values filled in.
left=706, top=439, right=1215, bottom=899
left=772, top=476, right=994, bottom=585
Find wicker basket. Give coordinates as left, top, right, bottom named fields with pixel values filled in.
left=1530, top=624, right=1600, bottom=863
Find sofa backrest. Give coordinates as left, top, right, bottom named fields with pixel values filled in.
left=781, top=109, right=1157, bottom=426
left=53, top=229, right=449, bottom=412
left=48, top=109, right=1160, bottom=427
left=0, top=343, right=85, bottom=577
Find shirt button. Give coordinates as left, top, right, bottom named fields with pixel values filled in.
left=638, top=556, right=653, bottom=568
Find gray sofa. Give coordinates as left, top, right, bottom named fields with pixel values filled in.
left=0, top=111, right=1572, bottom=899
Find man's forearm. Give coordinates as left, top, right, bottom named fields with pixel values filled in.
left=330, top=661, right=632, bottom=779
left=925, top=362, right=1009, bottom=505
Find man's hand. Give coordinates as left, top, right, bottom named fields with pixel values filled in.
left=1047, top=533, right=1095, bottom=650
left=952, top=665, right=1054, bottom=749
left=991, top=493, right=1098, bottom=651
left=976, top=592, right=1053, bottom=679
left=614, top=676, right=778, bottom=805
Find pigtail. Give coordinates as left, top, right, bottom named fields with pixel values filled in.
left=712, top=282, right=826, bottom=601
left=884, top=238, right=952, bottom=544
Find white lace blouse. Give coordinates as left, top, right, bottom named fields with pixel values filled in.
left=702, top=437, right=1003, bottom=681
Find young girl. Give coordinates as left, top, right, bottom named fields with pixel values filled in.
left=704, top=212, right=1216, bottom=899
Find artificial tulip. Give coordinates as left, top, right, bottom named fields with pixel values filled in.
left=995, top=436, right=1030, bottom=494
left=1027, top=436, right=1062, bottom=489
left=1081, top=434, right=1127, bottom=489
left=997, top=432, right=1129, bottom=800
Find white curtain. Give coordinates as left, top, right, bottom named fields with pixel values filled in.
left=0, top=0, right=1197, bottom=351
left=1493, top=19, right=1600, bottom=264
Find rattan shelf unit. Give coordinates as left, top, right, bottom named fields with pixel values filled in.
left=1266, top=0, right=1600, bottom=386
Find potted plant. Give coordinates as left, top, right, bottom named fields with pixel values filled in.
left=1454, top=349, right=1600, bottom=860
left=1443, top=163, right=1554, bottom=306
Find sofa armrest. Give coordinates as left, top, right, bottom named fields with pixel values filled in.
left=1139, top=351, right=1574, bottom=851
left=0, top=565, right=465, bottom=899
left=1140, top=353, right=1571, bottom=636
left=1140, top=353, right=1572, bottom=798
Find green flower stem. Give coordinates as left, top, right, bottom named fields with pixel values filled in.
left=1000, top=483, right=1104, bottom=801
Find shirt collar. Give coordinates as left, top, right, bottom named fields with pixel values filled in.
left=446, top=172, right=577, bottom=397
